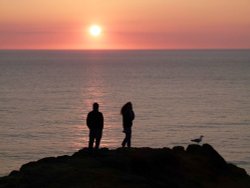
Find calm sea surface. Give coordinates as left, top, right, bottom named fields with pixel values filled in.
left=0, top=50, right=250, bottom=176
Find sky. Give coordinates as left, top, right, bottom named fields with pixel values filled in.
left=1, top=0, right=250, bottom=49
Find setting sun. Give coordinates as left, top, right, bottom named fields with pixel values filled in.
left=89, top=25, right=102, bottom=37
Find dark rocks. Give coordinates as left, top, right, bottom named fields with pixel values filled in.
left=186, top=144, right=203, bottom=154
left=172, top=146, right=185, bottom=153
left=0, top=144, right=249, bottom=188
left=202, top=143, right=227, bottom=167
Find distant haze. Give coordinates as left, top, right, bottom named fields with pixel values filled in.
left=0, top=0, right=250, bottom=49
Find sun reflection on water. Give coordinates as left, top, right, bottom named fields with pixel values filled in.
left=77, top=62, right=123, bottom=149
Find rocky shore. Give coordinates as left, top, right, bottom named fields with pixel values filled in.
left=0, top=144, right=249, bottom=188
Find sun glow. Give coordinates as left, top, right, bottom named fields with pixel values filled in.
left=89, top=25, right=102, bottom=37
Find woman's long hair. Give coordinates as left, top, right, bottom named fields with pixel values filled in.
left=121, top=102, right=132, bottom=115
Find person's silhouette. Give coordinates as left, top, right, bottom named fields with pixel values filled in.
left=86, top=103, right=104, bottom=149
left=121, top=102, right=135, bottom=148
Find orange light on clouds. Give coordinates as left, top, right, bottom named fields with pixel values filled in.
left=0, top=0, right=250, bottom=49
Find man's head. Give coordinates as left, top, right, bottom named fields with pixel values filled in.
left=93, top=103, right=99, bottom=111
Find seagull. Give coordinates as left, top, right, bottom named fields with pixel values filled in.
left=191, top=135, right=204, bottom=144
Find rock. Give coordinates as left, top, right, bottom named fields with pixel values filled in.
left=202, top=144, right=227, bottom=167
left=186, top=144, right=203, bottom=154
left=172, top=146, right=185, bottom=153
left=0, top=145, right=249, bottom=188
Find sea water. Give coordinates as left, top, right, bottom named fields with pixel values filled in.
left=0, top=50, right=250, bottom=176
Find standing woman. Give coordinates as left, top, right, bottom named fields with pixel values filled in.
left=121, top=102, right=135, bottom=147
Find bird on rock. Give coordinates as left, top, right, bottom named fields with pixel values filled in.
left=191, top=135, right=204, bottom=144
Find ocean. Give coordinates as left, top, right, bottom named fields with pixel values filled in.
left=0, top=50, right=250, bottom=176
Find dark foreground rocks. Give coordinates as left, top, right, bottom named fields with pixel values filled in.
left=0, top=144, right=249, bottom=188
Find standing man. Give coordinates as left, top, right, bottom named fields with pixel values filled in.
left=86, top=103, right=104, bottom=149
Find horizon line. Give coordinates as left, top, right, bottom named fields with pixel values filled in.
left=0, top=48, right=250, bottom=51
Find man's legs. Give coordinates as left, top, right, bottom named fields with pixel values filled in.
left=88, top=130, right=95, bottom=149
left=95, top=130, right=102, bottom=149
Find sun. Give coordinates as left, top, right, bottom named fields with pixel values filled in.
left=89, top=25, right=102, bottom=37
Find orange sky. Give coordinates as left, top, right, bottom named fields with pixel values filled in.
left=1, top=0, right=250, bottom=49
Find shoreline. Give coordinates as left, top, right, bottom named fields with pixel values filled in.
left=1, top=144, right=250, bottom=188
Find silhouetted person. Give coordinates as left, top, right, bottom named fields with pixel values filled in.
left=86, top=103, right=104, bottom=149
left=121, top=102, right=135, bottom=147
